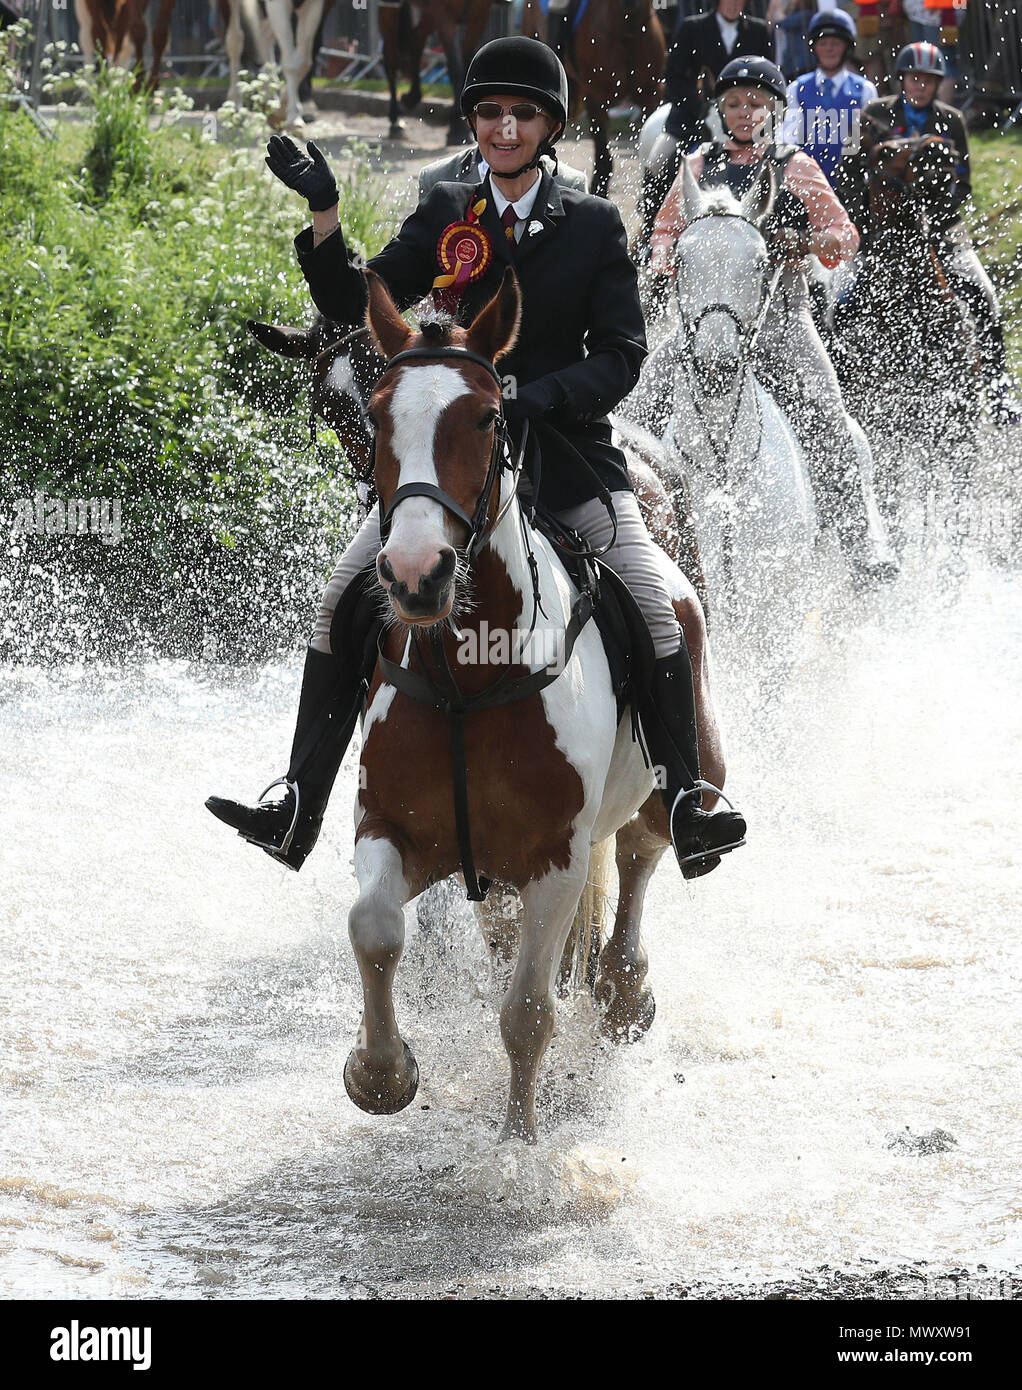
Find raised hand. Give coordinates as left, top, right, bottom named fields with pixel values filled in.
left=265, top=135, right=339, bottom=212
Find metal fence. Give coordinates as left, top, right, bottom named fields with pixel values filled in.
left=8, top=0, right=513, bottom=86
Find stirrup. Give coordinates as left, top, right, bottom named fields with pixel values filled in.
left=669, top=780, right=747, bottom=867
left=239, top=776, right=301, bottom=856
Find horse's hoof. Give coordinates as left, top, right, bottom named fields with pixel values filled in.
left=388, top=122, right=406, bottom=141
left=343, top=1043, right=419, bottom=1114
left=595, top=978, right=656, bottom=1044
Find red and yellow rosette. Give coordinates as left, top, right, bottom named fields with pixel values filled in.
left=432, top=192, right=493, bottom=313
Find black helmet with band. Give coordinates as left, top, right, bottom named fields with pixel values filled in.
left=715, top=55, right=789, bottom=104
left=461, top=37, right=569, bottom=133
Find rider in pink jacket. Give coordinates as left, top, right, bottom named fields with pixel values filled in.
left=647, top=55, right=897, bottom=587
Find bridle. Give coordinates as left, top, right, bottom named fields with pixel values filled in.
left=674, top=212, right=782, bottom=481
left=675, top=211, right=782, bottom=369
left=371, top=344, right=527, bottom=563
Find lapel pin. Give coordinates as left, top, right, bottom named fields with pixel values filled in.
left=528, top=220, right=543, bottom=236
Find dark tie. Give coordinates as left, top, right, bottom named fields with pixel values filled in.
left=501, top=203, right=519, bottom=246
left=823, top=78, right=835, bottom=107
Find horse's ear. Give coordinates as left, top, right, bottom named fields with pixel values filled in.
left=365, top=270, right=412, bottom=361
left=680, top=155, right=707, bottom=225
left=465, top=265, right=522, bottom=366
left=741, top=159, right=777, bottom=229
left=247, top=319, right=319, bottom=359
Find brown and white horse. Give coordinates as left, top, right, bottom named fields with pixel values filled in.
left=523, top=0, right=667, bottom=197
left=334, top=266, right=724, bottom=1141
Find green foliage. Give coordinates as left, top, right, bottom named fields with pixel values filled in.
left=967, top=131, right=1022, bottom=374
left=0, top=47, right=397, bottom=661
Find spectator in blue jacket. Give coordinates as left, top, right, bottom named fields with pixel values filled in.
left=785, top=9, right=877, bottom=187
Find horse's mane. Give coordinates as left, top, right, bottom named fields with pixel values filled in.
left=415, top=311, right=457, bottom=342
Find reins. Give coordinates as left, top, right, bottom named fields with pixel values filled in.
left=674, top=215, right=782, bottom=482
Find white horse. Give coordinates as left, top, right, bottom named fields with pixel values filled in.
left=627, top=160, right=818, bottom=634
left=223, top=0, right=326, bottom=127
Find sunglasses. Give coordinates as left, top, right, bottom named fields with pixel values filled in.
left=472, top=101, right=547, bottom=123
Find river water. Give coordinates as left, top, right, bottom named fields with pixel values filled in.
left=2, top=475, right=1020, bottom=1300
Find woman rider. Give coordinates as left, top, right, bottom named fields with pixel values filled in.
left=206, top=37, right=746, bottom=882
left=649, top=56, right=898, bottom=587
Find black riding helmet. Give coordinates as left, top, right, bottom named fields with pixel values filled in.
left=715, top=56, right=789, bottom=104
left=461, top=37, right=569, bottom=179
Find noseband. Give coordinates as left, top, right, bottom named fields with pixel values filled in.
left=372, top=345, right=527, bottom=563
left=676, top=213, right=782, bottom=367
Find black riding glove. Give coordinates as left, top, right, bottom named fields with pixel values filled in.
left=265, top=135, right=339, bottom=212
left=502, top=378, right=568, bottom=432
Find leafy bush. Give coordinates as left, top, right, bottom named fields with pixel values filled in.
left=0, top=51, right=396, bottom=662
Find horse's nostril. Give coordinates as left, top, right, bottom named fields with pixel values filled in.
left=694, top=356, right=739, bottom=397
left=379, top=554, right=396, bottom=584
left=417, top=549, right=457, bottom=598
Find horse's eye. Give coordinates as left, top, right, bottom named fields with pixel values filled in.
left=478, top=409, right=497, bottom=431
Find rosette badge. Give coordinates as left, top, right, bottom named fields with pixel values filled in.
left=432, top=193, right=494, bottom=312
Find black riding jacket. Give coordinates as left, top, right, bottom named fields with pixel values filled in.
left=293, top=169, right=648, bottom=510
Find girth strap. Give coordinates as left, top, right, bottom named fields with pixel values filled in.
left=375, top=589, right=595, bottom=901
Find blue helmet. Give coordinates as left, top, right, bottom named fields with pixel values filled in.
left=809, top=9, right=857, bottom=47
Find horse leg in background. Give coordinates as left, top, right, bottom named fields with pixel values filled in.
left=74, top=0, right=96, bottom=70
left=222, top=0, right=244, bottom=108
left=594, top=805, right=666, bottom=1042
left=147, top=0, right=179, bottom=90
left=298, top=9, right=326, bottom=104
left=344, top=836, right=422, bottom=1115
left=264, top=0, right=322, bottom=127
left=588, top=103, right=613, bottom=199
left=399, top=6, right=428, bottom=115
left=127, top=0, right=148, bottom=86
left=501, top=861, right=591, bottom=1142
left=379, top=2, right=406, bottom=138
left=449, top=3, right=493, bottom=147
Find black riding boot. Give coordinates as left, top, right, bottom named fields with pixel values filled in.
left=640, top=645, right=747, bottom=880
left=205, top=645, right=365, bottom=871
left=978, top=320, right=1022, bottom=425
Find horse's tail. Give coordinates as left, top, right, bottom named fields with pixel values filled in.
left=563, top=836, right=616, bottom=992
